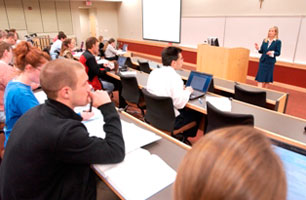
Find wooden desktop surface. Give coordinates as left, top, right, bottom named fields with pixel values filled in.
left=130, top=56, right=288, bottom=113
left=108, top=69, right=306, bottom=150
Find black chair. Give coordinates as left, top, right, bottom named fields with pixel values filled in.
left=120, top=75, right=145, bottom=117
left=138, top=61, right=152, bottom=74
left=205, top=102, right=254, bottom=134
left=234, top=85, right=266, bottom=107
left=142, top=88, right=197, bottom=145
left=125, top=57, right=139, bottom=70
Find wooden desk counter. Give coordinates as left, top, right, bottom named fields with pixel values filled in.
left=130, top=56, right=288, bottom=113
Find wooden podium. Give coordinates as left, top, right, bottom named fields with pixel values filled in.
left=196, top=44, right=250, bottom=83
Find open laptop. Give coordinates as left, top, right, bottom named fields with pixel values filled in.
left=186, top=71, right=213, bottom=100
left=122, top=44, right=128, bottom=51
left=118, top=56, right=128, bottom=72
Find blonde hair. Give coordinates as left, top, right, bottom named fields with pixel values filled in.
left=174, top=126, right=287, bottom=200
left=265, top=26, right=279, bottom=42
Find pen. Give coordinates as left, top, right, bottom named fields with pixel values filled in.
left=198, top=98, right=203, bottom=104
left=89, top=100, right=93, bottom=112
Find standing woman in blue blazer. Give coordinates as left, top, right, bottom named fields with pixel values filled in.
left=255, top=26, right=281, bottom=88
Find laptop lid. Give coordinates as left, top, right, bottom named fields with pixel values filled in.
left=118, top=56, right=127, bottom=67
left=122, top=44, right=128, bottom=51
left=186, top=71, right=213, bottom=93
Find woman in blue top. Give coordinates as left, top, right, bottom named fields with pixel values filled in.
left=255, top=26, right=281, bottom=88
left=4, top=41, right=50, bottom=147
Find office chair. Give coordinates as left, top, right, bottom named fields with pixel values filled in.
left=138, top=61, right=152, bottom=74
left=125, top=57, right=139, bottom=70
left=120, top=75, right=145, bottom=118
left=142, top=88, right=197, bottom=145
left=205, top=102, right=254, bottom=134
left=234, top=85, right=266, bottom=107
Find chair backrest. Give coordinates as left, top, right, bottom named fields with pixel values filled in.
left=120, top=76, right=142, bottom=104
left=205, top=102, right=254, bottom=134
left=142, top=88, right=175, bottom=132
left=125, top=57, right=139, bottom=70
left=138, top=61, right=151, bottom=74
left=234, top=85, right=266, bottom=107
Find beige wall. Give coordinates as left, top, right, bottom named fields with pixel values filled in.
left=0, top=0, right=120, bottom=46
left=183, top=0, right=306, bottom=16
left=117, top=0, right=306, bottom=40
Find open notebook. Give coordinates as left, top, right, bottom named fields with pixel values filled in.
left=94, top=148, right=176, bottom=200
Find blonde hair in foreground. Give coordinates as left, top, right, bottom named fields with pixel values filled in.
left=174, top=126, right=287, bottom=200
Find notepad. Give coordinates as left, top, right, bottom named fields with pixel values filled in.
left=206, top=96, right=232, bottom=112
left=94, top=148, right=176, bottom=200
left=81, top=107, right=162, bottom=153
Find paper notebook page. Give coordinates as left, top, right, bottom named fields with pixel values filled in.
left=94, top=148, right=150, bottom=177
left=121, top=121, right=161, bottom=153
left=104, top=150, right=176, bottom=200
left=206, top=96, right=232, bottom=112
left=34, top=90, right=48, bottom=104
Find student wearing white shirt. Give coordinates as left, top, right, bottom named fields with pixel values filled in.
left=50, top=32, right=67, bottom=60
left=146, top=47, right=201, bottom=143
left=104, top=38, right=118, bottom=61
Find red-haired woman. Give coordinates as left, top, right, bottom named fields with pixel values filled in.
left=3, top=41, right=50, bottom=148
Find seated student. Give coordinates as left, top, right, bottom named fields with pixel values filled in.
left=59, top=38, right=77, bottom=60
left=174, top=126, right=287, bottom=200
left=0, top=42, right=16, bottom=159
left=0, top=59, right=125, bottom=200
left=146, top=46, right=201, bottom=140
left=79, top=37, right=127, bottom=108
left=4, top=32, right=16, bottom=46
left=104, top=38, right=119, bottom=61
left=0, top=30, right=7, bottom=42
left=0, top=42, right=15, bottom=123
left=50, top=32, right=67, bottom=60
left=3, top=41, right=50, bottom=148
left=98, top=35, right=105, bottom=57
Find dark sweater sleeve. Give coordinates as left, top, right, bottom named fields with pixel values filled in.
left=56, top=103, right=125, bottom=164
left=86, top=56, right=107, bottom=77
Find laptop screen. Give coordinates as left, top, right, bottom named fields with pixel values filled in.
left=122, top=44, right=128, bottom=51
left=118, top=56, right=127, bottom=67
left=186, top=71, right=213, bottom=93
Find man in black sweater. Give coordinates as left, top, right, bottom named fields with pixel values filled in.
left=0, top=59, right=125, bottom=200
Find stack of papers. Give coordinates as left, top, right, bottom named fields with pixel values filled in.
left=94, top=148, right=176, bottom=200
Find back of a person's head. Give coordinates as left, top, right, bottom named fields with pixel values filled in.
left=174, top=126, right=287, bottom=200
left=60, top=38, right=72, bottom=54
left=40, top=59, right=83, bottom=99
left=58, top=32, right=67, bottom=40
left=161, top=46, right=182, bottom=66
left=108, top=38, right=115, bottom=44
left=0, top=41, right=11, bottom=59
left=86, top=37, right=98, bottom=50
left=6, top=32, right=15, bottom=39
left=14, top=41, right=50, bottom=71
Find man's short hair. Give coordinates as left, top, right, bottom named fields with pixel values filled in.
left=161, top=46, right=182, bottom=66
left=86, top=37, right=98, bottom=50
left=0, top=41, right=11, bottom=59
left=40, top=59, right=83, bottom=99
left=6, top=32, right=15, bottom=39
left=58, top=32, right=67, bottom=40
